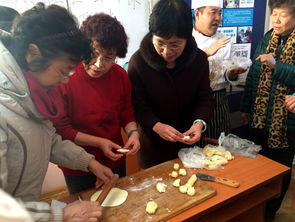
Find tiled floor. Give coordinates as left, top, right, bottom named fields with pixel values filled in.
left=275, top=165, right=295, bottom=222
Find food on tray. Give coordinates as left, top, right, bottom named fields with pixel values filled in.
left=187, top=186, right=196, bottom=196
left=178, top=168, right=187, bottom=176
left=173, top=163, right=180, bottom=170
left=146, top=201, right=158, bottom=214
left=173, top=178, right=181, bottom=187
left=90, top=188, right=128, bottom=207
left=169, top=170, right=178, bottom=178
left=156, top=182, right=167, bottom=193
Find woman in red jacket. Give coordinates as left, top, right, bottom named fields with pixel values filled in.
left=52, top=13, right=140, bottom=194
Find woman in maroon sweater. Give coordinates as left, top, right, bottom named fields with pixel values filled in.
left=52, top=13, right=140, bottom=194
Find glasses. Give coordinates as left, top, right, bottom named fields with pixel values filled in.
left=152, top=39, right=186, bottom=51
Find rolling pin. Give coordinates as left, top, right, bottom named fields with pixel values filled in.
left=96, top=174, right=119, bottom=205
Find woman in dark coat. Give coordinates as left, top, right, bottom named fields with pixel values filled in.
left=128, top=0, right=214, bottom=169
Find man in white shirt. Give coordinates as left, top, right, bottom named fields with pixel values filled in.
left=192, top=0, right=247, bottom=144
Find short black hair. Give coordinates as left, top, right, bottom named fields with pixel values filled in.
left=7, top=3, right=91, bottom=71
left=149, top=0, right=192, bottom=39
left=81, top=13, right=128, bottom=58
left=0, top=6, right=19, bottom=32
left=269, top=0, right=295, bottom=16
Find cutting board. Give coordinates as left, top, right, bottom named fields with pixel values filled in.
left=81, top=160, right=216, bottom=222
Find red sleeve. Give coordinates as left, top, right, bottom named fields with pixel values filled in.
left=51, top=83, right=79, bottom=141
left=118, top=67, right=136, bottom=127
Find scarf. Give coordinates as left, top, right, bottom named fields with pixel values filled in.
left=252, top=29, right=295, bottom=148
left=23, top=70, right=65, bottom=119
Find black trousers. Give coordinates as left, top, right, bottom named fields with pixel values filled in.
left=250, top=128, right=295, bottom=221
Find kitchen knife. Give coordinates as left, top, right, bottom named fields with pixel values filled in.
left=196, top=172, right=240, bottom=188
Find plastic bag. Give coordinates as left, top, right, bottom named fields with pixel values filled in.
left=178, top=146, right=225, bottom=170
left=218, top=133, right=261, bottom=158
left=178, top=146, right=206, bottom=169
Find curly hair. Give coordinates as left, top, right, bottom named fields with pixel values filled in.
left=80, top=13, right=128, bottom=58
left=5, top=3, right=91, bottom=72
left=149, top=0, right=192, bottom=39
left=269, top=0, right=295, bottom=16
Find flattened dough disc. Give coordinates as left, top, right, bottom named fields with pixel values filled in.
left=90, top=187, right=128, bottom=207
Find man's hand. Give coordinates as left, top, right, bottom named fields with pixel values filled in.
left=152, top=122, right=183, bottom=142
left=256, top=54, right=276, bottom=70
left=63, top=201, right=102, bottom=222
left=205, top=36, right=231, bottom=57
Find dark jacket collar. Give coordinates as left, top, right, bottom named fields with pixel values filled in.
left=139, top=33, right=199, bottom=71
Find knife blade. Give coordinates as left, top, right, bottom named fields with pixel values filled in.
left=196, top=172, right=240, bottom=188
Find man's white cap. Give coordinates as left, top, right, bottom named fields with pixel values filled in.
left=191, top=0, right=223, bottom=9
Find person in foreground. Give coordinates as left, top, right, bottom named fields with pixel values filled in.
left=192, top=0, right=248, bottom=145
left=52, top=13, right=140, bottom=194
left=240, top=0, right=295, bottom=221
left=0, top=4, right=114, bottom=221
left=128, top=0, right=214, bottom=169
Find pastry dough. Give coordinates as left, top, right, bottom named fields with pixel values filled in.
left=156, top=182, right=167, bottom=193
left=179, top=168, right=187, bottom=176
left=146, top=201, right=158, bottom=214
left=187, top=186, right=196, bottom=196
left=169, top=171, right=178, bottom=178
left=179, top=185, right=188, bottom=193
left=90, top=188, right=128, bottom=207
left=173, top=179, right=181, bottom=187
left=173, top=163, right=180, bottom=170
left=117, top=148, right=130, bottom=153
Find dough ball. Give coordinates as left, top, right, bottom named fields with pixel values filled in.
left=179, top=185, right=188, bottom=193
left=117, top=148, right=130, bottom=153
left=169, top=171, right=178, bottom=178
left=173, top=163, right=180, bottom=170
left=183, top=135, right=190, bottom=140
left=178, top=168, right=187, bottom=176
left=187, top=174, right=197, bottom=187
left=156, top=182, right=167, bottom=193
left=146, top=201, right=158, bottom=214
left=187, top=186, right=196, bottom=196
left=172, top=179, right=181, bottom=187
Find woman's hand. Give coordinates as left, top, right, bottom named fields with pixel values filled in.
left=123, top=132, right=140, bottom=155
left=180, top=122, right=203, bottom=145
left=88, top=159, right=114, bottom=189
left=256, top=54, right=276, bottom=70
left=63, top=201, right=102, bottom=222
left=205, top=36, right=231, bottom=56
left=152, top=122, right=183, bottom=142
left=285, top=95, right=295, bottom=113
left=97, top=138, right=123, bottom=161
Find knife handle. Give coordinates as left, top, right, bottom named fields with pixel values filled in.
left=96, top=174, right=119, bottom=205
left=215, top=177, right=240, bottom=188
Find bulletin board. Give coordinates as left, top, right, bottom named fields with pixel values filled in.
left=187, top=0, right=267, bottom=59
left=0, top=0, right=159, bottom=66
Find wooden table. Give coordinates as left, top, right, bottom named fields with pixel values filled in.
left=61, top=154, right=289, bottom=222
